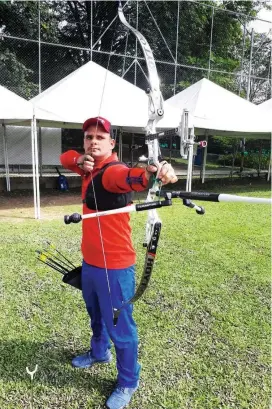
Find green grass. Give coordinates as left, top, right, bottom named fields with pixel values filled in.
left=0, top=183, right=271, bottom=409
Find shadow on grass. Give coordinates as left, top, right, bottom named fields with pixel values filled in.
left=0, top=189, right=81, bottom=211
left=0, top=339, right=115, bottom=394
left=0, top=214, right=35, bottom=220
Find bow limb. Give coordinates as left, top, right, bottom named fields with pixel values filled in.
left=113, top=2, right=166, bottom=325
left=118, top=1, right=164, bottom=165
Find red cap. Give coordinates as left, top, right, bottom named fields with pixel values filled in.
left=83, top=116, right=111, bottom=133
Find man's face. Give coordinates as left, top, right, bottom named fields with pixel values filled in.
left=84, top=124, right=115, bottom=159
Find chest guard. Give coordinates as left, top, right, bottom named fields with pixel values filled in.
left=84, top=162, right=133, bottom=211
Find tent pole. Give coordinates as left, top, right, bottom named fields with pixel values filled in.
left=119, top=129, right=123, bottom=162
left=31, top=118, right=37, bottom=219
left=131, top=134, right=134, bottom=166
left=267, top=148, right=271, bottom=182
left=33, top=115, right=41, bottom=219
left=38, top=127, right=42, bottom=177
left=118, top=130, right=120, bottom=159
left=169, top=135, right=172, bottom=163
left=2, top=125, right=10, bottom=192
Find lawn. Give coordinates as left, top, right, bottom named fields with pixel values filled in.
left=0, top=181, right=270, bottom=409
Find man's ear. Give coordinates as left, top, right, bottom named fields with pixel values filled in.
left=110, top=138, right=116, bottom=149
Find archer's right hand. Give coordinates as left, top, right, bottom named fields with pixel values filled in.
left=77, top=154, right=94, bottom=173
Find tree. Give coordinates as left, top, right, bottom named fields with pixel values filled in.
left=0, top=49, right=38, bottom=98
left=237, top=31, right=272, bottom=103
left=0, top=0, right=269, bottom=100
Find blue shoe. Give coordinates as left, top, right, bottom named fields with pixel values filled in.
left=71, top=349, right=112, bottom=368
left=106, top=383, right=139, bottom=409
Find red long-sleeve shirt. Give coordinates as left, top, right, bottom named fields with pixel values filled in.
left=60, top=151, right=149, bottom=268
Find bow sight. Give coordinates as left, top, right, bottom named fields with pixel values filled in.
left=145, top=109, right=207, bottom=192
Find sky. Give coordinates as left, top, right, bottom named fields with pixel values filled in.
left=248, top=3, right=272, bottom=35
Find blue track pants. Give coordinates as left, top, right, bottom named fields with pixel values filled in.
left=81, top=260, right=141, bottom=388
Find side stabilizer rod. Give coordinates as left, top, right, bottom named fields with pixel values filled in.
left=158, top=191, right=271, bottom=204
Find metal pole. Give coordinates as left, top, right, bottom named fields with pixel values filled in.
left=267, top=151, right=271, bottom=182
left=90, top=0, right=93, bottom=61
left=208, top=7, right=214, bottom=80
left=268, top=37, right=272, bottom=99
left=174, top=1, right=180, bottom=95
left=38, top=127, right=42, bottom=177
left=37, top=2, right=41, bottom=218
left=134, top=1, right=138, bottom=86
left=201, top=132, right=208, bottom=184
left=246, top=29, right=254, bottom=100
left=38, top=1, right=41, bottom=94
left=239, top=24, right=246, bottom=96
left=131, top=134, right=134, bottom=166
left=186, top=141, right=193, bottom=192
left=33, top=115, right=40, bottom=219
left=118, top=129, right=123, bottom=162
left=241, top=29, right=254, bottom=175
left=169, top=135, right=172, bottom=163
left=31, top=118, right=37, bottom=219
left=258, top=140, right=262, bottom=177
left=2, top=125, right=10, bottom=192
left=120, top=130, right=123, bottom=162
left=121, top=17, right=129, bottom=76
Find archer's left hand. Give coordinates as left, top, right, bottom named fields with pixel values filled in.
left=145, top=161, right=178, bottom=185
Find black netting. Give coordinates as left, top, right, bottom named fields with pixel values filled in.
left=0, top=1, right=270, bottom=100
left=0, top=0, right=271, bottom=185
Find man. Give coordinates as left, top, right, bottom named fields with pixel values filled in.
left=60, top=116, right=177, bottom=409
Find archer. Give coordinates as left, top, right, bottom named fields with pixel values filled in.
left=60, top=116, right=177, bottom=409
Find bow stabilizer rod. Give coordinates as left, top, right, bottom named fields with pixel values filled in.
left=64, top=194, right=172, bottom=224
left=160, top=191, right=271, bottom=205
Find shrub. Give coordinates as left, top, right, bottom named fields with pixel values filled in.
left=218, top=152, right=270, bottom=169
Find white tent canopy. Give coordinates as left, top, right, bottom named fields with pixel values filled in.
left=31, top=61, right=151, bottom=131
left=258, top=98, right=272, bottom=112
left=31, top=60, right=176, bottom=131
left=0, top=84, right=65, bottom=126
left=0, top=85, right=33, bottom=124
left=159, top=78, right=271, bottom=139
left=257, top=98, right=272, bottom=129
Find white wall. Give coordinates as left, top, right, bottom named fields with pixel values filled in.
left=41, top=127, right=62, bottom=165
left=0, top=126, right=61, bottom=166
